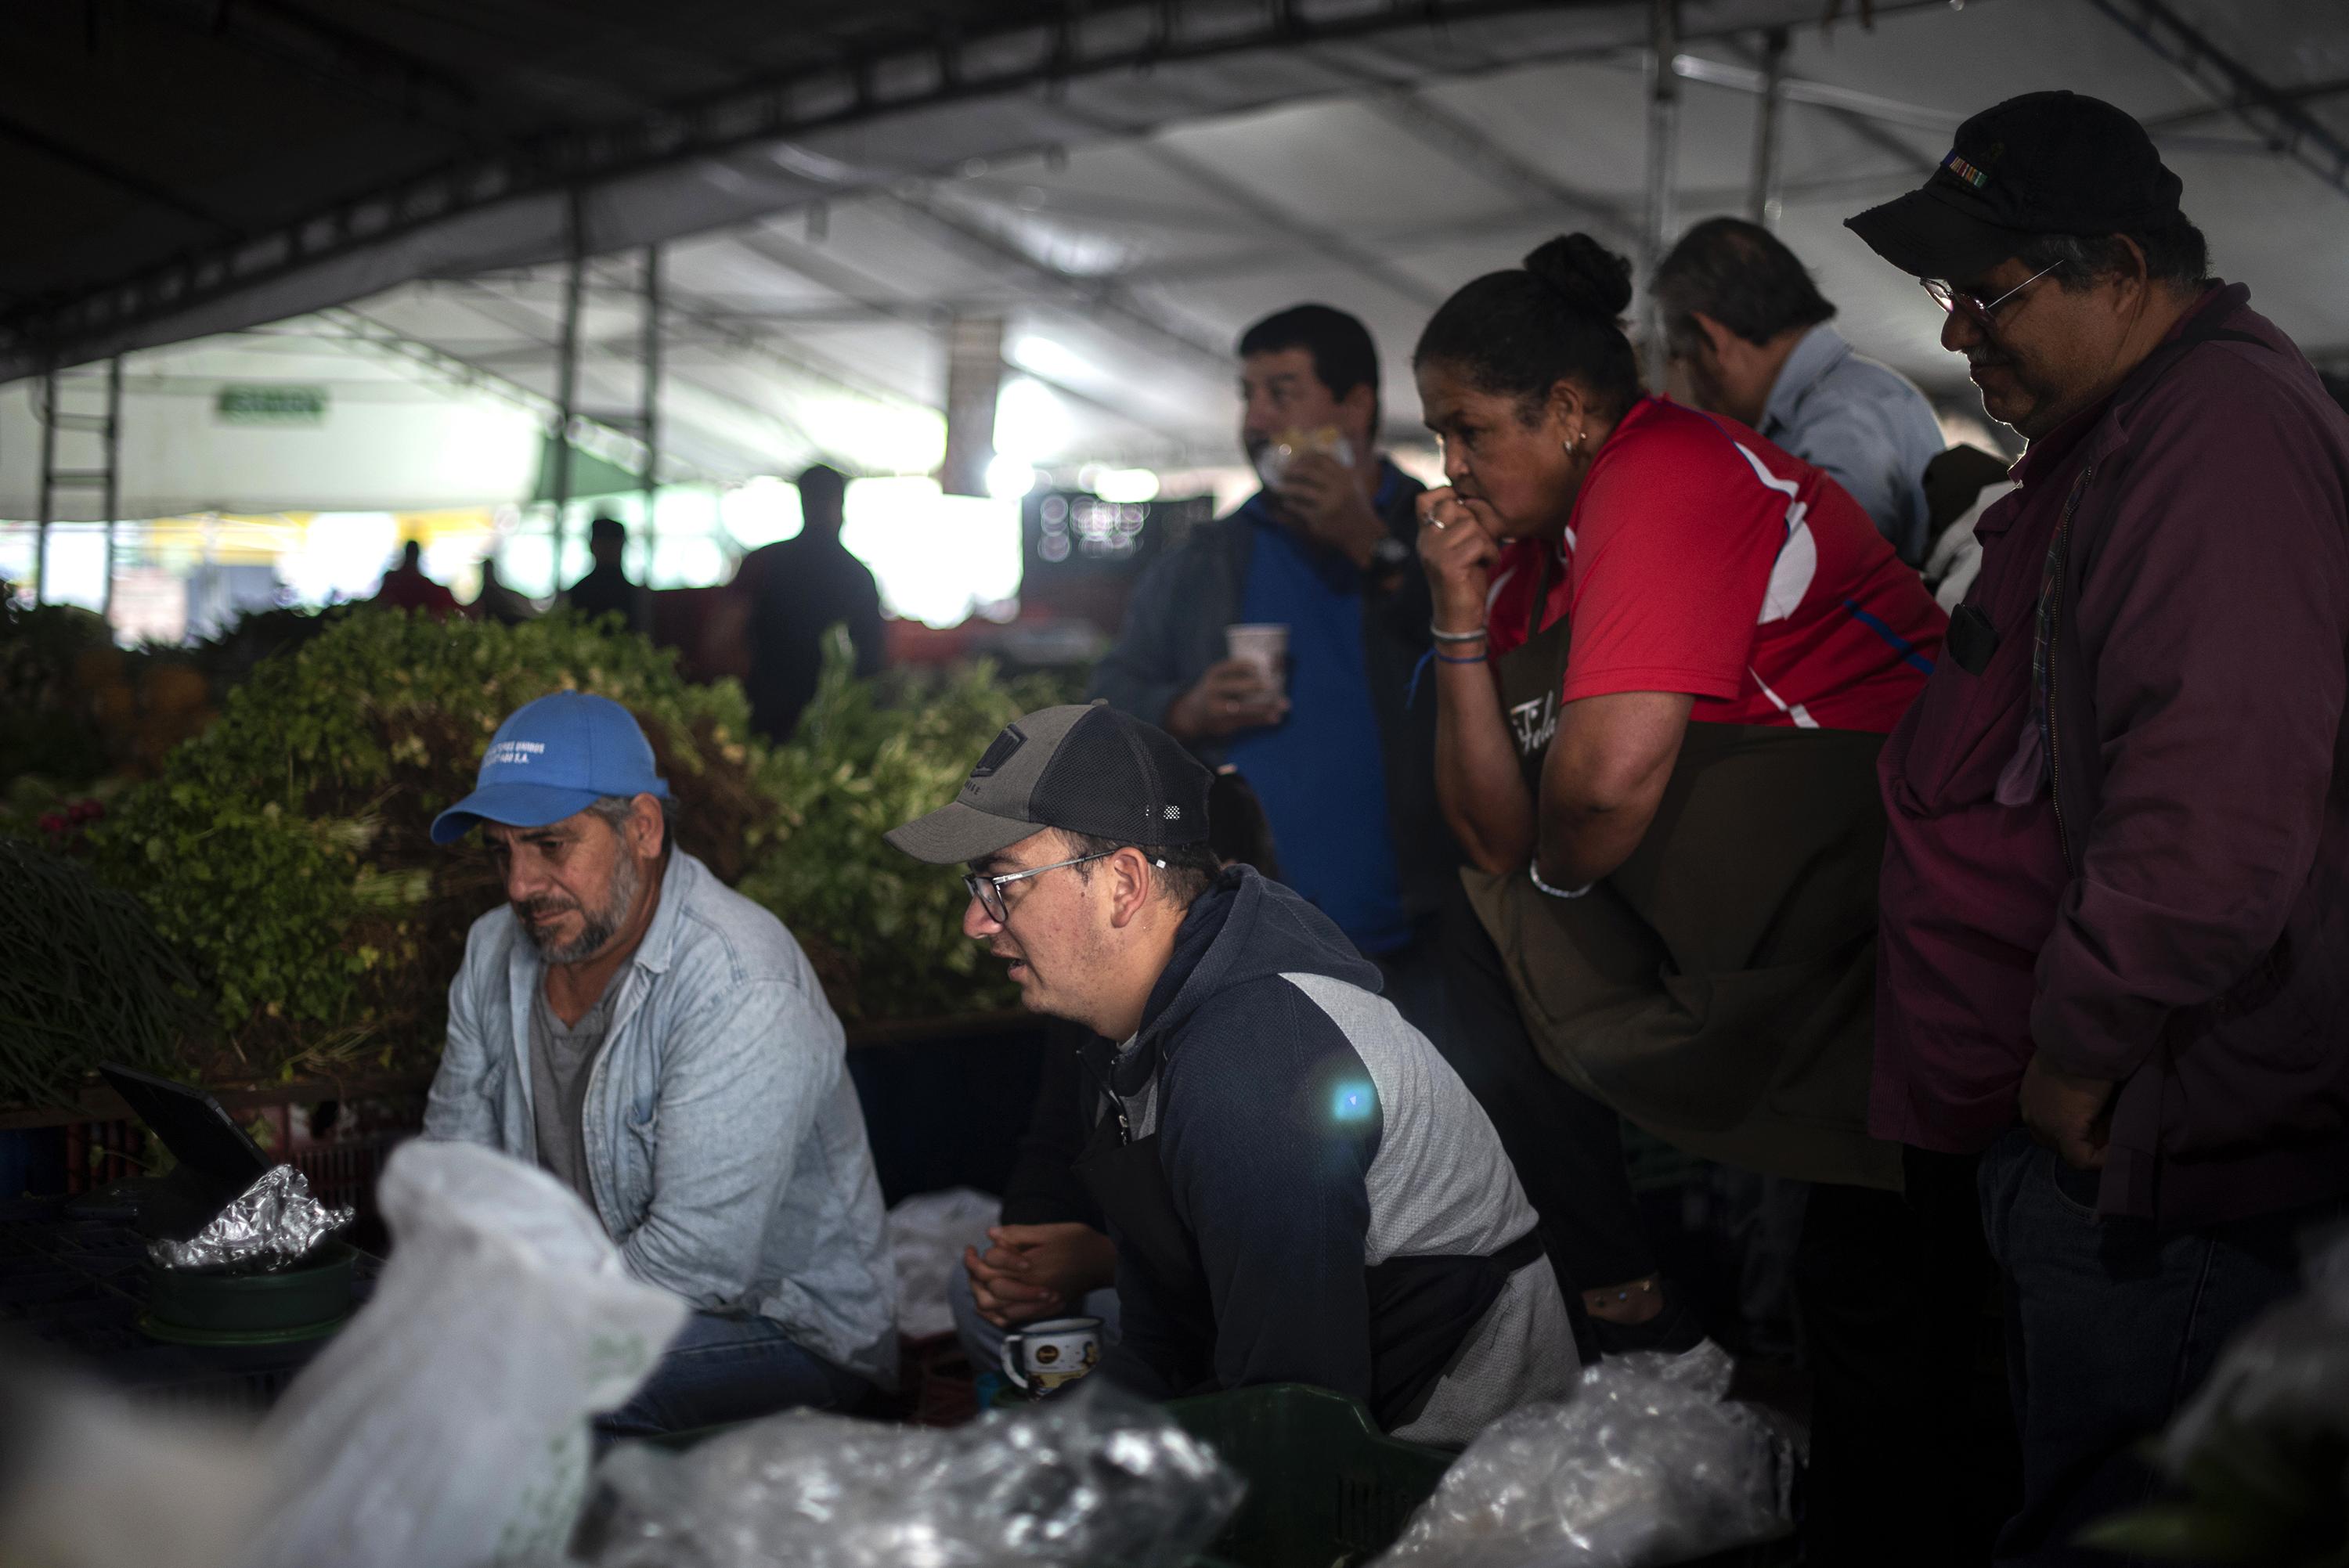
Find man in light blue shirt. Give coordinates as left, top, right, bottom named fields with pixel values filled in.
left=423, top=691, right=897, bottom=1435
left=1657, top=217, right=1947, bottom=564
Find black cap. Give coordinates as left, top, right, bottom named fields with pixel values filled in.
left=886, top=701, right=1213, bottom=864
left=1846, top=91, right=2184, bottom=283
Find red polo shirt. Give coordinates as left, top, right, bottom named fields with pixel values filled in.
left=1485, top=397, right=1943, bottom=734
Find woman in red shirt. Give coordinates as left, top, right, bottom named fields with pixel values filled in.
left=1413, top=234, right=1947, bottom=1559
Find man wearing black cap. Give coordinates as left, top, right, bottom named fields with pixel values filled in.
left=1848, top=91, right=2349, bottom=1561
left=888, top=702, right=1576, bottom=1442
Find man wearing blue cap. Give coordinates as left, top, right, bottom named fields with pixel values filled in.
left=423, top=691, right=897, bottom=1435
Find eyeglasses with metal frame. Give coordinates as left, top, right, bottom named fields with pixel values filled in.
left=1920, top=261, right=2061, bottom=328
left=962, top=849, right=1115, bottom=923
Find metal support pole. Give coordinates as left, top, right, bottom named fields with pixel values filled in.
left=1748, top=27, right=1789, bottom=229
left=551, top=191, right=586, bottom=581
left=1640, top=0, right=1682, bottom=388
left=101, top=354, right=122, bottom=619
left=34, top=365, right=57, bottom=607
left=640, top=244, right=662, bottom=561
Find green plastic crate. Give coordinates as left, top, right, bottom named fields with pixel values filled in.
left=1167, top=1384, right=1452, bottom=1568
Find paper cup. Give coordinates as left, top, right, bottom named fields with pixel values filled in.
left=1225, top=623, right=1288, bottom=698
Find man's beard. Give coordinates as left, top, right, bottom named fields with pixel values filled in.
left=517, top=852, right=641, bottom=964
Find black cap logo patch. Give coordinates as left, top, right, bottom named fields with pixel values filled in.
left=965, top=723, right=1024, bottom=793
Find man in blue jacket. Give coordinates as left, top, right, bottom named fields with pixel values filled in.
left=1088, top=306, right=1453, bottom=1033
left=888, top=702, right=1576, bottom=1442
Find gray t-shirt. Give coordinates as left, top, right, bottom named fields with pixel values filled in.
left=531, top=979, right=618, bottom=1220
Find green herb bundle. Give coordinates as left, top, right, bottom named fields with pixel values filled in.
left=87, top=607, right=778, bottom=1083
left=740, top=636, right=1078, bottom=1022
left=0, top=835, right=207, bottom=1108
left=65, top=608, right=1079, bottom=1101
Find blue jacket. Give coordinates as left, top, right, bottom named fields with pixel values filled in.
left=422, top=850, right=898, bottom=1385
left=1085, top=466, right=1456, bottom=921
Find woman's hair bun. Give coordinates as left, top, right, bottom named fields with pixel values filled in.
left=1521, top=233, right=1634, bottom=319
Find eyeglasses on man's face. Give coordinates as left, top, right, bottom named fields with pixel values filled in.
left=1921, top=261, right=2060, bottom=330
left=962, top=849, right=1115, bottom=924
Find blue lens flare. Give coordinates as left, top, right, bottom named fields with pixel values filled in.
left=1330, top=1080, right=1375, bottom=1123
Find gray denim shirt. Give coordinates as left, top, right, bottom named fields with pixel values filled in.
left=1761, top=323, right=1947, bottom=566
left=423, top=850, right=898, bottom=1386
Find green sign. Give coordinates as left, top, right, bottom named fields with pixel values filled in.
left=216, top=384, right=330, bottom=425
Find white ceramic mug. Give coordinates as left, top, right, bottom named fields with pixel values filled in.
left=1001, top=1314, right=1104, bottom=1393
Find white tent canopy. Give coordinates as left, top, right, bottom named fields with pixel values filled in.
left=7, top=0, right=2349, bottom=519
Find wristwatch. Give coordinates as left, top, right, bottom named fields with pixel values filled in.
left=1369, top=535, right=1413, bottom=575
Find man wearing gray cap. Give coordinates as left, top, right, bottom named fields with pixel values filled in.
left=1848, top=91, right=2349, bottom=1560
left=887, top=701, right=1576, bottom=1443
left=423, top=690, right=897, bottom=1436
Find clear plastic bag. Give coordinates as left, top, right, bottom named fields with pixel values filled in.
left=243, top=1141, right=688, bottom=1568
left=2068, top=1227, right=2349, bottom=1559
left=2162, top=1226, right=2349, bottom=1469
left=1379, top=1343, right=1795, bottom=1568
left=0, top=1356, right=265, bottom=1568
left=578, top=1379, right=1242, bottom=1568
left=888, top=1187, right=1002, bottom=1341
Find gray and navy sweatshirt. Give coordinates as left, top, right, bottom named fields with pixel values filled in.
left=1082, top=867, right=1579, bottom=1444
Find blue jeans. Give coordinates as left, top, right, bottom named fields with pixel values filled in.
left=597, top=1311, right=872, bottom=1439
left=1977, top=1127, right=2337, bottom=1564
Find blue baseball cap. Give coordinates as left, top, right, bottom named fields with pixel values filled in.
left=430, top=692, right=669, bottom=845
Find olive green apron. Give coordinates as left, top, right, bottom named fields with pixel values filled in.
left=1464, top=549, right=1900, bottom=1190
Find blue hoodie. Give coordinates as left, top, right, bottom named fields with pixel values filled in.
left=1081, top=868, right=1578, bottom=1444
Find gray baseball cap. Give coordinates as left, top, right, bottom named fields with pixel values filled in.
left=886, top=701, right=1214, bottom=865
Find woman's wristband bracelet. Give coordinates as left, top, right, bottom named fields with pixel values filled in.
left=1430, top=622, right=1488, bottom=643
left=1529, top=862, right=1593, bottom=899
left=1433, top=651, right=1487, bottom=665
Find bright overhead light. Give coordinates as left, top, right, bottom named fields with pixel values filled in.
left=987, top=455, right=1041, bottom=500
left=1093, top=467, right=1160, bottom=503
left=1012, top=336, right=1095, bottom=384
left=841, top=478, right=1023, bottom=629
left=994, top=377, right=1073, bottom=463
left=720, top=476, right=803, bottom=548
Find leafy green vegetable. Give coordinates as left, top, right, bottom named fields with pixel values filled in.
left=2082, top=1422, right=2349, bottom=1565
left=49, top=607, right=1078, bottom=1104
left=0, top=600, right=116, bottom=791
left=0, top=835, right=208, bottom=1107
left=84, top=607, right=776, bottom=1080
left=741, top=634, right=1079, bottom=1021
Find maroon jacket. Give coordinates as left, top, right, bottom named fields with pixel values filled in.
left=1875, top=283, right=2349, bottom=1224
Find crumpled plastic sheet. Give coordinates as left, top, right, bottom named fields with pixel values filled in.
left=1378, top=1342, right=1797, bottom=1568
left=576, top=1379, right=1243, bottom=1568
left=148, top=1164, right=354, bottom=1272
left=241, top=1142, right=686, bottom=1568
left=889, top=1187, right=1004, bottom=1341
left=2161, top=1225, right=2349, bottom=1474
